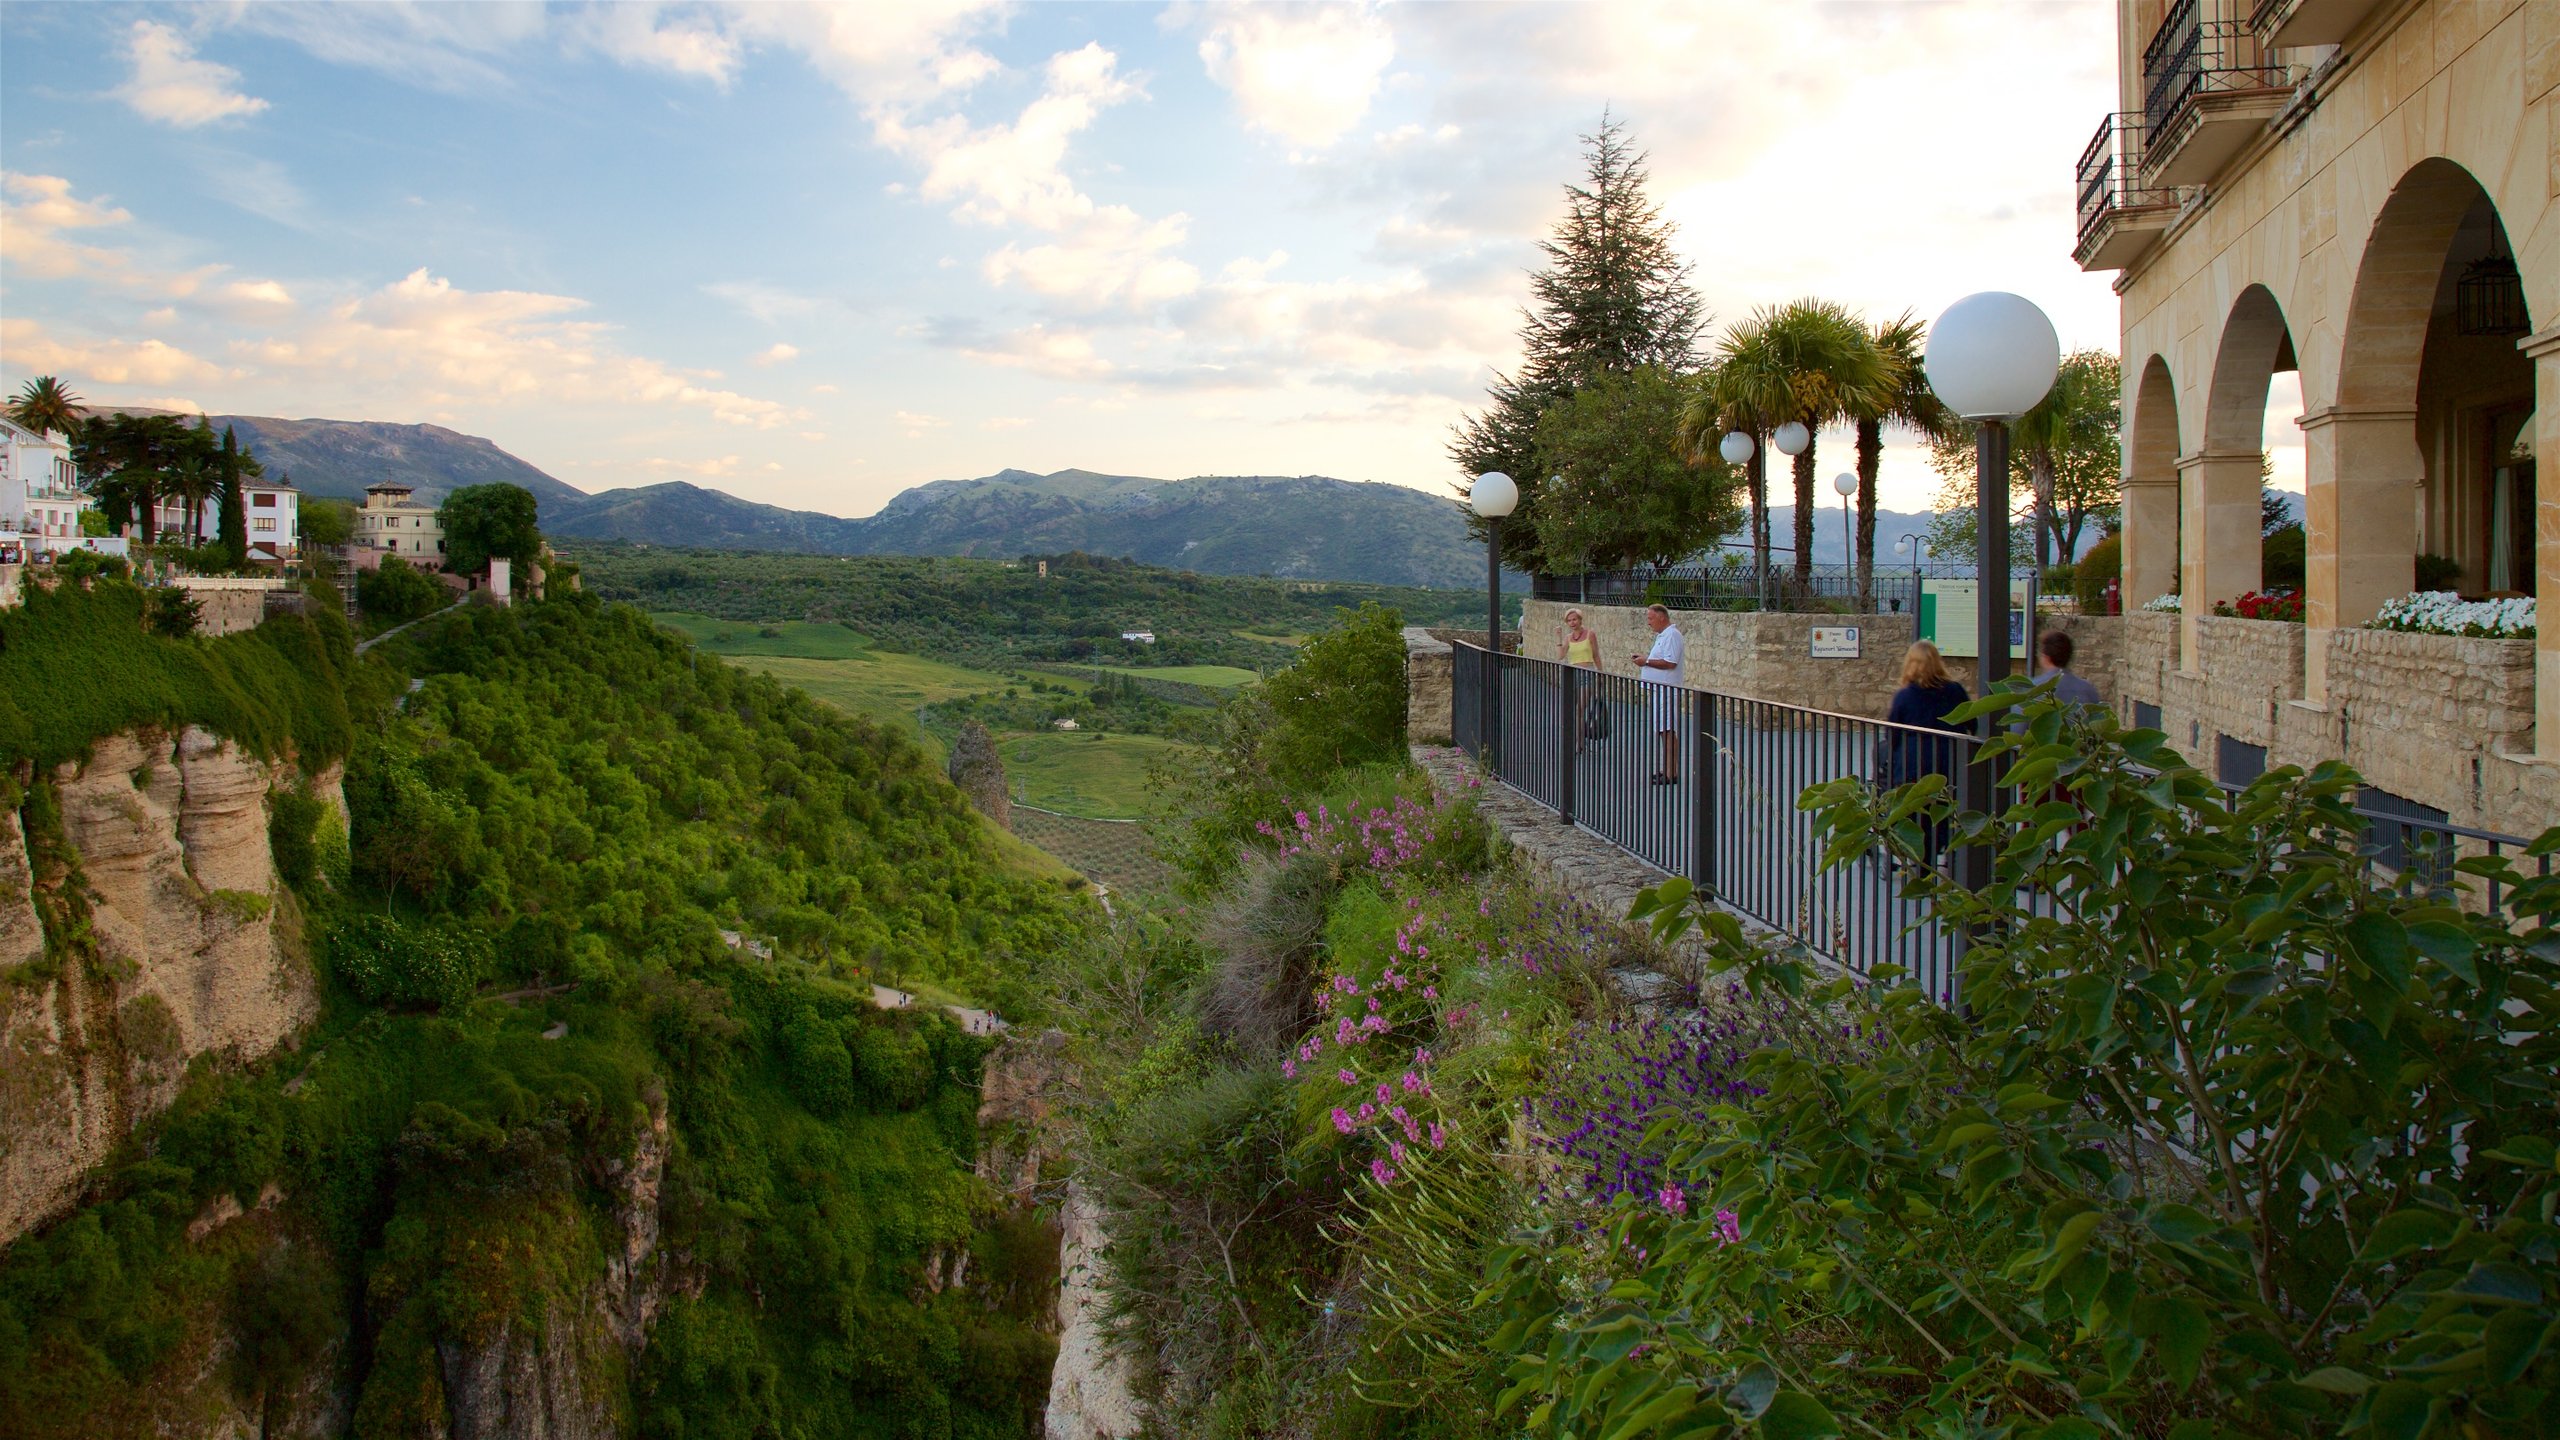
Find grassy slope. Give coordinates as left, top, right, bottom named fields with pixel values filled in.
left=1086, top=663, right=1262, bottom=689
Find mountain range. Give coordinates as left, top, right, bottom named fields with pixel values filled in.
left=173, top=412, right=1945, bottom=588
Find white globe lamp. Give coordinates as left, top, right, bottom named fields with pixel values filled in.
left=1924, top=291, right=2061, bottom=420
left=1470, top=470, right=1518, bottom=518
left=1717, top=430, right=1755, bottom=466
left=1831, top=473, right=1857, bottom=498
left=1771, top=421, right=1811, bottom=457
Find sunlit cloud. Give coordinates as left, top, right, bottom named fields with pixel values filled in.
left=115, top=21, right=269, bottom=128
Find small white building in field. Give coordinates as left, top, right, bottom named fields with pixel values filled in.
left=1120, top=629, right=1155, bottom=644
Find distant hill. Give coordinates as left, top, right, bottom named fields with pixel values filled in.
left=193, top=415, right=587, bottom=507
left=547, top=467, right=1495, bottom=589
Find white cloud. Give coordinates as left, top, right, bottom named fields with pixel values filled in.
left=0, top=173, right=133, bottom=280
left=704, top=280, right=826, bottom=325
left=893, top=409, right=949, bottom=437
left=809, top=383, right=840, bottom=394
left=115, top=21, right=270, bottom=127
left=981, top=416, right=1031, bottom=430
left=0, top=318, right=227, bottom=386
left=948, top=324, right=1115, bottom=382
left=567, top=4, right=744, bottom=85
left=1196, top=4, right=1394, bottom=149
left=753, top=342, right=800, bottom=367
left=221, top=279, right=295, bottom=308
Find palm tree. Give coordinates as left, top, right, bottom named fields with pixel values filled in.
left=2011, top=357, right=2098, bottom=570
left=1689, top=301, right=1890, bottom=587
left=7, top=376, right=82, bottom=438
left=1845, top=314, right=1950, bottom=608
left=168, top=454, right=213, bottom=548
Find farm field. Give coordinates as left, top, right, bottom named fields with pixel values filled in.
left=653, top=611, right=1049, bottom=757
left=1008, top=807, right=1176, bottom=902
left=998, top=730, right=1188, bottom=820
left=1087, top=663, right=1262, bottom=689
left=649, top=612, right=874, bottom=658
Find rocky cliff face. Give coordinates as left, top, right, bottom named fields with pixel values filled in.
left=0, top=726, right=336, bottom=1245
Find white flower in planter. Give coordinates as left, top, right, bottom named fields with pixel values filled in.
left=2139, top=593, right=2182, bottom=614
left=2369, top=591, right=2536, bottom=639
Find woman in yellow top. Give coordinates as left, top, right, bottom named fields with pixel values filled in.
left=1557, top=608, right=1601, bottom=751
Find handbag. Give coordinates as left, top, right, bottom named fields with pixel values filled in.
left=1583, top=695, right=1611, bottom=740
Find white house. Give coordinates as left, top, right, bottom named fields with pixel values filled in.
left=1120, top=629, right=1156, bottom=644
left=150, top=473, right=302, bottom=560
left=0, top=416, right=95, bottom=558
left=358, top=480, right=445, bottom=567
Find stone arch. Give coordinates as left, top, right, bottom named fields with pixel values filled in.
left=2176, top=288, right=2294, bottom=662
left=2121, top=354, right=2181, bottom=607
left=2338, top=158, right=2505, bottom=412
left=2205, top=284, right=2294, bottom=457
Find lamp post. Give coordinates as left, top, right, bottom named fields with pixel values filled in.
left=1895, top=533, right=1929, bottom=617
left=1770, top=422, right=1810, bottom=599
left=1924, top=291, right=2060, bottom=895
left=1471, top=471, right=1518, bottom=770
left=1717, top=428, right=1761, bottom=603
left=1831, top=472, right=1856, bottom=603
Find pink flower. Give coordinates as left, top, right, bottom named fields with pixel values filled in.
left=1389, top=1139, right=1407, bottom=1165
left=1422, top=985, right=1438, bottom=1000
left=1427, top=1122, right=1446, bottom=1150
left=1337, top=1068, right=1357, bottom=1085
left=1713, top=1209, right=1741, bottom=1246
left=1281, top=1060, right=1296, bottom=1079
left=1657, top=1184, right=1688, bottom=1216
left=1369, top=1158, right=1397, bottom=1185
left=1375, top=1082, right=1392, bottom=1105
left=1331, top=1108, right=1355, bottom=1135
left=1357, top=1102, right=1375, bottom=1120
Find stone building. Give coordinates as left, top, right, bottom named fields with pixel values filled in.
left=947, top=721, right=1011, bottom=830
left=2077, top=0, right=2558, bottom=835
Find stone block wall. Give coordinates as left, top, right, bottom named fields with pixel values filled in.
left=1516, top=600, right=2124, bottom=720
left=2117, top=617, right=2560, bottom=838
left=1403, top=628, right=1452, bottom=744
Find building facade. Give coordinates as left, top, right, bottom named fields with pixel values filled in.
left=2078, top=0, right=2556, bottom=835
left=358, top=480, right=444, bottom=566
left=0, top=416, right=93, bottom=557
left=149, top=475, right=302, bottom=561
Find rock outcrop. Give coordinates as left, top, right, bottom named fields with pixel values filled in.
left=1045, top=1182, right=1144, bottom=1440
left=948, top=721, right=1012, bottom=830
left=0, top=726, right=337, bottom=1244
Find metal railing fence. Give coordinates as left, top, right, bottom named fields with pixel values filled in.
left=1451, top=642, right=2545, bottom=1008
left=1532, top=559, right=2031, bottom=618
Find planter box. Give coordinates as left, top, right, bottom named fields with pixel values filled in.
left=2194, top=616, right=2306, bottom=702
left=2327, top=628, right=2536, bottom=757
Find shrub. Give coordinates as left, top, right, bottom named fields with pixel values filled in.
left=53, top=549, right=128, bottom=583
left=143, top=587, right=201, bottom=638
left=2213, top=587, right=2303, bottom=621
left=1487, top=688, right=2560, bottom=1437
left=2073, top=532, right=2122, bottom=612
left=358, top=556, right=446, bottom=624
left=2372, top=591, right=2537, bottom=639
left=2263, top=520, right=2307, bottom=590
left=850, top=1019, right=933, bottom=1110
left=327, top=913, right=488, bottom=1011
left=2416, top=551, right=2464, bottom=592
left=268, top=786, right=326, bottom=892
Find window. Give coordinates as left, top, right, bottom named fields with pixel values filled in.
left=2216, top=735, right=2266, bottom=787
left=253, top=493, right=275, bottom=508
left=2133, top=700, right=2161, bottom=731
left=254, top=518, right=275, bottom=532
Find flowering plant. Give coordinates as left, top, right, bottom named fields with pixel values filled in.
left=2211, top=588, right=2304, bottom=621
left=2370, top=589, right=2537, bottom=639
left=2139, top=592, right=2181, bottom=613
left=1250, top=792, right=1483, bottom=878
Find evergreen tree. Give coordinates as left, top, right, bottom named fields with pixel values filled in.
left=1449, top=112, right=1706, bottom=577
left=218, top=426, right=253, bottom=568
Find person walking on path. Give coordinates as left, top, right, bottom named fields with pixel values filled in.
left=1883, top=640, right=1969, bottom=790
left=1628, top=603, right=1685, bottom=785
left=1558, top=608, right=1601, bottom=752
left=2030, top=630, right=2104, bottom=709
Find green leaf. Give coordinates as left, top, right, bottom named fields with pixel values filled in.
left=2295, top=1366, right=2373, bottom=1395
left=1729, top=1363, right=1777, bottom=1419
left=2036, top=1211, right=2103, bottom=1292
left=2134, top=1294, right=2209, bottom=1388
left=1601, top=1384, right=1698, bottom=1440
left=2366, top=1381, right=2438, bottom=1440
left=2448, top=1260, right=2543, bottom=1305
left=2029, top=1422, right=2103, bottom=1440
left=1996, top=1082, right=2068, bottom=1115
left=2404, top=920, right=2479, bottom=985
left=1757, top=1392, right=1841, bottom=1440
left=2356, top=1207, right=2456, bottom=1264
left=2479, top=1135, right=2556, bottom=1170
left=2146, top=1204, right=2215, bottom=1247
left=2485, top=1308, right=2557, bottom=1385
left=2342, top=912, right=2412, bottom=989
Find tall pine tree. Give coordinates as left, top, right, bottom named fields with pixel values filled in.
left=218, top=426, right=253, bottom=569
left=1449, top=112, right=1705, bottom=577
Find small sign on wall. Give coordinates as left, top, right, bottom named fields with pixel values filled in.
left=1809, top=625, right=1861, bottom=659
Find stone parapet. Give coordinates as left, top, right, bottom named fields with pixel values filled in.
left=1403, top=627, right=1452, bottom=744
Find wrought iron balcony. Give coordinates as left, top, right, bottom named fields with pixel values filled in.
left=2074, top=113, right=2177, bottom=271
left=2251, top=0, right=2388, bottom=49
left=2141, top=0, right=2296, bottom=187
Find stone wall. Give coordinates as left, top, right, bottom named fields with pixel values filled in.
left=172, top=578, right=288, bottom=637
left=1516, top=600, right=2124, bottom=719
left=2118, top=618, right=2560, bottom=838
left=1403, top=627, right=1452, bottom=744
left=1, top=727, right=338, bottom=1243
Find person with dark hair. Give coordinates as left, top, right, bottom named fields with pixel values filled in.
left=2034, top=630, right=2105, bottom=708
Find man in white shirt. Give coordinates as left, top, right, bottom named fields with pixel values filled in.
left=1628, top=603, right=1686, bottom=784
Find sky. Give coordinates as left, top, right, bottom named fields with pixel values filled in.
left=0, top=0, right=2209, bottom=521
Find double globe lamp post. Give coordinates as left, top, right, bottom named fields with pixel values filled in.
left=1715, top=422, right=1810, bottom=601
left=1922, top=291, right=2061, bottom=888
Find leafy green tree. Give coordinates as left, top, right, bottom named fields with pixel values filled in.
left=357, top=555, right=447, bottom=624
left=1927, top=349, right=2122, bottom=563
left=299, top=493, right=353, bottom=548
left=6, top=376, right=81, bottom=437
left=1449, top=113, right=1705, bottom=577
left=1689, top=299, right=1892, bottom=586
left=76, top=413, right=210, bottom=543
left=142, top=586, right=201, bottom=638
left=1259, top=601, right=1407, bottom=788
left=439, top=482, right=541, bottom=578
left=1529, top=365, right=1741, bottom=574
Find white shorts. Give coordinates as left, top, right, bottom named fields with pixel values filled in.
left=1648, top=685, right=1677, bottom=733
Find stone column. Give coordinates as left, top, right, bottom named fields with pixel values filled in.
left=2298, top=405, right=2420, bottom=704
left=2528, top=329, right=2560, bottom=759
left=2176, top=451, right=2262, bottom=670
left=2120, top=474, right=2179, bottom=607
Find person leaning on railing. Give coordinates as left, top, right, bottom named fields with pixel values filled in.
left=1558, top=607, right=1601, bottom=753
left=1628, top=603, right=1685, bottom=785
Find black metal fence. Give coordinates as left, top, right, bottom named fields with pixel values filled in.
left=1450, top=642, right=2545, bottom=1006
left=1451, top=642, right=1977, bottom=999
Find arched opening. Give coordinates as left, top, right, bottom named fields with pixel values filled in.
left=2122, top=353, right=2182, bottom=607
left=2182, top=285, right=2295, bottom=666
left=2321, top=159, right=2535, bottom=633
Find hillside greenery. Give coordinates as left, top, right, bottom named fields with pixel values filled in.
left=572, top=545, right=1475, bottom=673
left=0, top=590, right=1093, bottom=1439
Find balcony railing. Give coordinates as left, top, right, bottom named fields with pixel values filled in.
left=2139, top=0, right=2296, bottom=184
left=2075, top=113, right=2173, bottom=245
